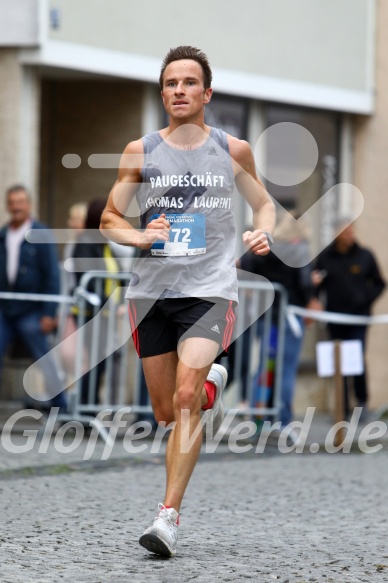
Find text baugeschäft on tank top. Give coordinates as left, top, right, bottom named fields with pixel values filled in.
left=125, top=127, right=238, bottom=302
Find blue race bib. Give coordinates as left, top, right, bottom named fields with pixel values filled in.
left=150, top=213, right=206, bottom=256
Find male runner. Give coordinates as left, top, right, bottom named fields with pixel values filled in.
left=100, top=46, right=275, bottom=557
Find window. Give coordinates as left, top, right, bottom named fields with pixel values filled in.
left=264, top=104, right=341, bottom=252
left=205, top=95, right=248, bottom=140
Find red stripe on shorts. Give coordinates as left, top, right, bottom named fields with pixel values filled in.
left=128, top=300, right=140, bottom=356
left=222, top=301, right=235, bottom=351
left=226, top=302, right=236, bottom=349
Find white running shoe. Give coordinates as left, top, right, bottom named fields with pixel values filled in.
left=201, top=363, right=228, bottom=437
left=139, top=503, right=179, bottom=557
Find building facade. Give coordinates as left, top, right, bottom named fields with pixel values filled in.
left=0, top=0, right=387, bottom=410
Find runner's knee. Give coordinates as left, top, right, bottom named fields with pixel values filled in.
left=173, top=385, right=200, bottom=413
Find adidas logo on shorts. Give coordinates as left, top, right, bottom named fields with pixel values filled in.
left=211, top=324, right=221, bottom=334
left=208, top=147, right=218, bottom=156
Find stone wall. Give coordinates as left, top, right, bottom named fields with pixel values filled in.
left=353, top=0, right=388, bottom=409
left=0, top=49, right=40, bottom=223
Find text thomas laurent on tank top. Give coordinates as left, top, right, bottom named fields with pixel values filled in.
left=146, top=172, right=231, bottom=210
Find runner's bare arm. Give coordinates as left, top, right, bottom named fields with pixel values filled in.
left=100, top=140, right=170, bottom=249
left=228, top=137, right=276, bottom=256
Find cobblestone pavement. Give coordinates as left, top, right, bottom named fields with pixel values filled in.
left=1, top=449, right=387, bottom=583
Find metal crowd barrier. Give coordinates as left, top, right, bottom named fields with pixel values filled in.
left=69, top=273, right=287, bottom=427
left=227, top=280, right=287, bottom=418
left=71, top=271, right=132, bottom=417
left=0, top=276, right=288, bottom=439
left=0, top=283, right=128, bottom=443
left=0, top=291, right=75, bottom=356
left=3, top=276, right=388, bottom=445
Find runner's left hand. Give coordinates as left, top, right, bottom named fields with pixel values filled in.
left=242, top=230, right=271, bottom=256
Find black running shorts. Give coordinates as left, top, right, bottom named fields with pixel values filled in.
left=127, top=297, right=236, bottom=358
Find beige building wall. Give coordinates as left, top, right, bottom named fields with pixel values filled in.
left=0, top=49, right=40, bottom=224
left=39, top=79, right=143, bottom=228
left=0, top=49, right=20, bottom=212
left=352, top=0, right=388, bottom=409
left=48, top=0, right=372, bottom=94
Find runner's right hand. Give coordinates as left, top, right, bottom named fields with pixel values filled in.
left=138, top=214, right=171, bottom=249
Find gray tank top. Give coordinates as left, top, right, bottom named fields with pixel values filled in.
left=126, top=127, right=238, bottom=301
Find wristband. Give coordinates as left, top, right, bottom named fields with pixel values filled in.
left=263, top=232, right=274, bottom=248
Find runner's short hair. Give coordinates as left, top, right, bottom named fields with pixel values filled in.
left=159, top=46, right=212, bottom=90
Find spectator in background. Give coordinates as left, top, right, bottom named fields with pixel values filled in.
left=0, top=185, right=67, bottom=411
left=63, top=202, right=87, bottom=293
left=313, top=220, right=385, bottom=419
left=241, top=211, right=318, bottom=427
left=71, top=199, right=121, bottom=405
left=61, top=202, right=88, bottom=375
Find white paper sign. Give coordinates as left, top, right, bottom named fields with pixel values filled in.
left=316, top=340, right=364, bottom=378
left=316, top=342, right=335, bottom=377
left=340, top=340, right=364, bottom=376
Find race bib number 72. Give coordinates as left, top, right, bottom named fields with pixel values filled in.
left=150, top=213, right=206, bottom=256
